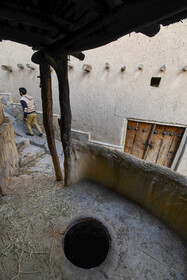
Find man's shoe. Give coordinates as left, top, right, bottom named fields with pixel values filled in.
left=39, top=133, right=43, bottom=137
left=26, top=132, right=34, bottom=136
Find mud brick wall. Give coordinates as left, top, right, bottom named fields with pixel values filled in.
left=0, top=107, right=19, bottom=195
left=69, top=141, right=187, bottom=241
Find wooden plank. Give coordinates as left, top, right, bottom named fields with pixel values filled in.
left=145, top=124, right=166, bottom=163
left=142, top=124, right=156, bottom=159
left=163, top=126, right=185, bottom=167
left=124, top=121, right=138, bottom=154
left=125, top=121, right=185, bottom=168
left=155, top=125, right=184, bottom=167
left=130, top=122, right=152, bottom=159
left=154, top=126, right=170, bottom=165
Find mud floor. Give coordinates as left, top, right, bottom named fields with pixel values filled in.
left=0, top=155, right=187, bottom=280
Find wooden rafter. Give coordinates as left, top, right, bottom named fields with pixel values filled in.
left=40, top=0, right=187, bottom=57
left=0, top=0, right=186, bottom=53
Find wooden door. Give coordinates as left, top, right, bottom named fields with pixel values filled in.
left=124, top=120, right=185, bottom=168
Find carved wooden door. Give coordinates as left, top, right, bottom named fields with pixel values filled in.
left=124, top=120, right=185, bottom=167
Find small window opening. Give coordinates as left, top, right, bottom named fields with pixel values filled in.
left=150, top=77, right=161, bottom=87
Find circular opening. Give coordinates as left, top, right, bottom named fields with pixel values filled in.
left=63, top=218, right=111, bottom=269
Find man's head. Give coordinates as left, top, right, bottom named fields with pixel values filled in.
left=19, top=87, right=27, bottom=96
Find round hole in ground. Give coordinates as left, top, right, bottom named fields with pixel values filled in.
left=63, top=218, right=111, bottom=269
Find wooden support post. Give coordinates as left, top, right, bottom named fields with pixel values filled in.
left=54, top=56, right=72, bottom=186
left=32, top=52, right=72, bottom=186
left=39, top=62, right=63, bottom=181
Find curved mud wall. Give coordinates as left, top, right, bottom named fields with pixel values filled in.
left=0, top=104, right=19, bottom=195
left=69, top=141, right=187, bottom=241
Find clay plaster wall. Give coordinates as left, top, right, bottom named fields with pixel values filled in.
left=68, top=21, right=187, bottom=147
left=0, top=21, right=186, bottom=144
left=0, top=101, right=19, bottom=195
left=70, top=141, right=187, bottom=241
left=0, top=21, right=186, bottom=173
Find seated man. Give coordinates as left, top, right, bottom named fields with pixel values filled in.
left=19, top=87, right=43, bottom=136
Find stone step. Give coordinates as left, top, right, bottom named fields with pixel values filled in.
left=4, top=111, right=63, bottom=157
left=15, top=135, right=30, bottom=150
left=19, top=145, right=45, bottom=166
left=0, top=93, right=13, bottom=106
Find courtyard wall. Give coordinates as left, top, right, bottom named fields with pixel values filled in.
left=0, top=20, right=186, bottom=174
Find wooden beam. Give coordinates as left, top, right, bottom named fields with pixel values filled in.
left=0, top=8, right=58, bottom=34
left=33, top=52, right=72, bottom=186
left=0, top=24, right=53, bottom=47
left=0, top=4, right=76, bottom=33
left=70, top=52, right=85, bottom=61
left=39, top=62, right=63, bottom=182
left=32, top=51, right=85, bottom=65
left=54, top=56, right=72, bottom=186
left=40, top=0, right=187, bottom=56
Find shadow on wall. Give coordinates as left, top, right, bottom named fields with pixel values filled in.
left=69, top=141, right=187, bottom=242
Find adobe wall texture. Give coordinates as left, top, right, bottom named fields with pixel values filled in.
left=69, top=141, right=187, bottom=241
left=0, top=20, right=186, bottom=175
left=0, top=101, right=19, bottom=195
left=0, top=21, right=186, bottom=147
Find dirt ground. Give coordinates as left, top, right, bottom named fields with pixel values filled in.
left=0, top=155, right=187, bottom=280
left=0, top=176, right=64, bottom=279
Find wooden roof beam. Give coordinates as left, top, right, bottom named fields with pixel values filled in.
left=0, top=5, right=79, bottom=37
left=32, top=50, right=85, bottom=65
left=38, top=0, right=187, bottom=57
left=0, top=8, right=58, bottom=34
left=70, top=52, right=85, bottom=61
left=0, top=24, right=54, bottom=47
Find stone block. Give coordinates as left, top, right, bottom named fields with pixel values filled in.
left=0, top=116, right=19, bottom=194
left=0, top=93, right=13, bottom=105
left=19, top=145, right=45, bottom=166
left=15, top=136, right=30, bottom=149
left=0, top=174, right=7, bottom=195
left=0, top=100, right=4, bottom=125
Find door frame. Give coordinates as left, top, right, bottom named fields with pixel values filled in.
left=122, top=117, right=187, bottom=171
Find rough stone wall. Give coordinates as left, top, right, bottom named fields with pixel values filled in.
left=69, top=141, right=187, bottom=241
left=0, top=99, right=4, bottom=125
left=0, top=110, right=19, bottom=195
